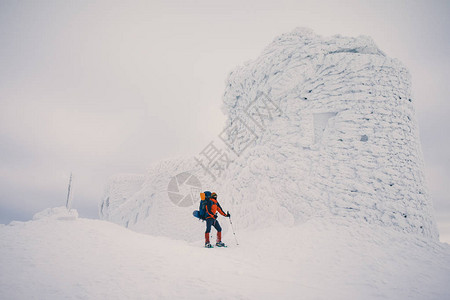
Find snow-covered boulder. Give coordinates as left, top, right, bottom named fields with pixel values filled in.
left=100, top=28, right=438, bottom=241
left=33, top=207, right=78, bottom=221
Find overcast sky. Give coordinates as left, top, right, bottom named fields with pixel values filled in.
left=1, top=0, right=449, bottom=234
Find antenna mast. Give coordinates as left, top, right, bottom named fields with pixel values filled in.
left=66, top=173, right=73, bottom=210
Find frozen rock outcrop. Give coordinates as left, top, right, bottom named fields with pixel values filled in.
left=100, top=28, right=438, bottom=240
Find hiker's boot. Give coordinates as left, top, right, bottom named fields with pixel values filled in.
left=215, top=241, right=226, bottom=247
left=205, top=233, right=210, bottom=246
left=216, top=232, right=226, bottom=247
left=217, top=231, right=222, bottom=243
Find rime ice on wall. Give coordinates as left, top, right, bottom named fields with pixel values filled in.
left=100, top=28, right=438, bottom=240
left=100, top=158, right=216, bottom=241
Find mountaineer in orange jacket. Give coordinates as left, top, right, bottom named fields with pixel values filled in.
left=205, top=192, right=230, bottom=248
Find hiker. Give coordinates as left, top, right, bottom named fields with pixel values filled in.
left=204, top=192, right=230, bottom=248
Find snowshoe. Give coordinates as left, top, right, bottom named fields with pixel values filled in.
left=205, top=243, right=213, bottom=248
left=215, top=241, right=227, bottom=247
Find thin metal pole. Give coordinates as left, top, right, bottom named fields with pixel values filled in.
left=66, top=173, right=73, bottom=210
left=228, top=217, right=239, bottom=245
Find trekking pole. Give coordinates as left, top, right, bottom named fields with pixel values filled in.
left=228, top=215, right=239, bottom=245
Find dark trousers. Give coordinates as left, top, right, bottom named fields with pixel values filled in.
left=205, top=218, right=222, bottom=233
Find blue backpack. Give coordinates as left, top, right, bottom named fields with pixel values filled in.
left=197, top=191, right=211, bottom=220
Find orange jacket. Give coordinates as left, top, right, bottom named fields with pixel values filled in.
left=205, top=198, right=227, bottom=219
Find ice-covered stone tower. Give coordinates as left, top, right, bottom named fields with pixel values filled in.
left=100, top=28, right=438, bottom=241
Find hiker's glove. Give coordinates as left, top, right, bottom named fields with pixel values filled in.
left=226, top=211, right=231, bottom=218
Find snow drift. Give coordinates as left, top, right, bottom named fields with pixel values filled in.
left=1, top=208, right=449, bottom=299
left=100, top=28, right=438, bottom=241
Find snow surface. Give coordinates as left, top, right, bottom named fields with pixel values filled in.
left=1, top=208, right=449, bottom=299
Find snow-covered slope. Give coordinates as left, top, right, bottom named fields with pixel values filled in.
left=1, top=208, right=449, bottom=299
left=100, top=28, right=437, bottom=241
